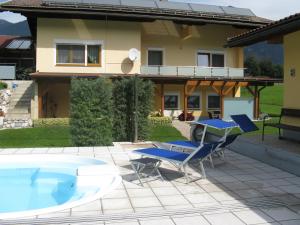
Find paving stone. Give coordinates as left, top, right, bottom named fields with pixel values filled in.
left=102, top=198, right=132, bottom=210
left=172, top=215, right=210, bottom=225
left=280, top=220, right=300, bottom=225
left=152, top=187, right=181, bottom=196
left=105, top=220, right=140, bottom=225
left=233, top=209, right=274, bottom=224
left=185, top=193, right=218, bottom=204
left=139, top=218, right=175, bottom=225
left=71, top=200, right=101, bottom=212
left=204, top=212, right=245, bottom=225
left=127, top=188, right=155, bottom=198
left=159, top=195, right=190, bottom=206
left=261, top=207, right=300, bottom=221
left=130, top=196, right=162, bottom=208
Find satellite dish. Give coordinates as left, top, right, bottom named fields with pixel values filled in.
left=129, top=48, right=139, bottom=62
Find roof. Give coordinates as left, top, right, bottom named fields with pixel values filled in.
left=227, top=13, right=300, bottom=47
left=0, top=35, right=32, bottom=49
left=30, top=72, right=283, bottom=85
left=0, top=0, right=271, bottom=28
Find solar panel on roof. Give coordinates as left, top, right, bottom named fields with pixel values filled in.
left=82, top=0, right=121, bottom=6
left=221, top=6, right=255, bottom=16
left=189, top=3, right=224, bottom=14
left=18, top=41, right=32, bottom=50
left=42, top=0, right=257, bottom=18
left=121, top=0, right=156, bottom=8
left=156, top=1, right=191, bottom=11
left=6, top=40, right=23, bottom=49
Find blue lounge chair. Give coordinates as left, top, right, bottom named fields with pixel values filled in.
left=133, top=142, right=221, bottom=183
left=230, top=114, right=259, bottom=133
left=162, top=115, right=258, bottom=164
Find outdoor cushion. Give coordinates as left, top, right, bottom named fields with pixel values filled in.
left=231, top=114, right=259, bottom=133
left=135, top=148, right=190, bottom=162
left=135, top=143, right=218, bottom=162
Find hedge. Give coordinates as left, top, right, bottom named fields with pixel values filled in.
left=149, top=116, right=172, bottom=126
left=112, top=77, right=154, bottom=142
left=70, top=78, right=113, bottom=146
left=34, top=118, right=69, bottom=127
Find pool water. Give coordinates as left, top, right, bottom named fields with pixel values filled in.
left=0, top=167, right=98, bottom=213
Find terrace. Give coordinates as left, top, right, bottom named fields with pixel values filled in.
left=1, top=142, right=300, bottom=225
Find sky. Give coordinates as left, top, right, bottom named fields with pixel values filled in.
left=0, top=0, right=299, bottom=23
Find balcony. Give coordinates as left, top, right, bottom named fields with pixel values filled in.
left=140, top=66, right=245, bottom=78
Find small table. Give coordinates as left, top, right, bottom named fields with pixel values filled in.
left=130, top=158, right=163, bottom=186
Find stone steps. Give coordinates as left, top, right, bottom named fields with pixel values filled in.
left=5, top=81, right=33, bottom=121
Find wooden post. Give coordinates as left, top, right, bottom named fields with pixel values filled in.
left=184, top=82, right=188, bottom=121
left=160, top=83, right=164, bottom=117
left=254, top=86, right=259, bottom=119
left=220, top=82, right=226, bottom=119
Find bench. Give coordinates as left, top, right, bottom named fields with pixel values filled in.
left=262, top=108, right=300, bottom=141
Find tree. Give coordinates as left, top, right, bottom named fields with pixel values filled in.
left=273, top=64, right=283, bottom=78
left=259, top=60, right=275, bottom=77
left=245, top=57, right=260, bottom=76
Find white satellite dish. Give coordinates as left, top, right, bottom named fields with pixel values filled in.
left=129, top=48, right=139, bottom=62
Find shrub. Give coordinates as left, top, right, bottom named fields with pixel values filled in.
left=16, top=67, right=34, bottom=80
left=149, top=116, right=172, bottom=126
left=0, top=82, right=7, bottom=90
left=112, top=77, right=154, bottom=142
left=70, top=78, right=113, bottom=146
left=33, top=118, right=70, bottom=127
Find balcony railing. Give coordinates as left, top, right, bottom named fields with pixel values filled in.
left=140, top=66, right=245, bottom=78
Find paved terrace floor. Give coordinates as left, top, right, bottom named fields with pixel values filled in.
left=1, top=143, right=300, bottom=225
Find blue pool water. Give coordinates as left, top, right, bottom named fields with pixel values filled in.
left=0, top=166, right=97, bottom=213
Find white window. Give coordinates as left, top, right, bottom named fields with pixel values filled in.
left=148, top=49, right=163, bottom=66
left=197, top=51, right=225, bottom=67
left=55, top=40, right=102, bottom=67
left=207, top=94, right=221, bottom=110
left=164, top=92, right=179, bottom=110
left=188, top=94, right=201, bottom=110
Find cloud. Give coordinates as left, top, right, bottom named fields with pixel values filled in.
left=0, top=11, right=26, bottom=23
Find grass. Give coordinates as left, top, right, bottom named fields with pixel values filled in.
left=241, top=84, right=283, bottom=115
left=0, top=126, right=71, bottom=148
left=0, top=124, right=186, bottom=148
left=149, top=125, right=187, bottom=142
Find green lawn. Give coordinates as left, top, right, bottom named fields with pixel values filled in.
left=0, top=124, right=186, bottom=148
left=241, top=84, right=283, bottom=115
left=149, top=125, right=187, bottom=142
left=0, top=126, right=71, bottom=148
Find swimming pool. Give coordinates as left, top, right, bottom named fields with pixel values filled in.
left=0, top=155, right=121, bottom=219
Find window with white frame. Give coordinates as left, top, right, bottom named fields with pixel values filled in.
left=197, top=51, right=225, bottom=67
left=56, top=42, right=102, bottom=66
left=188, top=94, right=201, bottom=110
left=207, top=94, right=221, bottom=110
left=164, top=93, right=179, bottom=110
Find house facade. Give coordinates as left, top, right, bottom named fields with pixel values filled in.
left=227, top=13, right=300, bottom=140
left=0, top=0, right=281, bottom=120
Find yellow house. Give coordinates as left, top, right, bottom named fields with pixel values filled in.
left=227, top=13, right=300, bottom=140
left=0, top=0, right=281, bottom=120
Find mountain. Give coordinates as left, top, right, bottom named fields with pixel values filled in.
left=244, top=42, right=283, bottom=65
left=0, top=19, right=31, bottom=36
